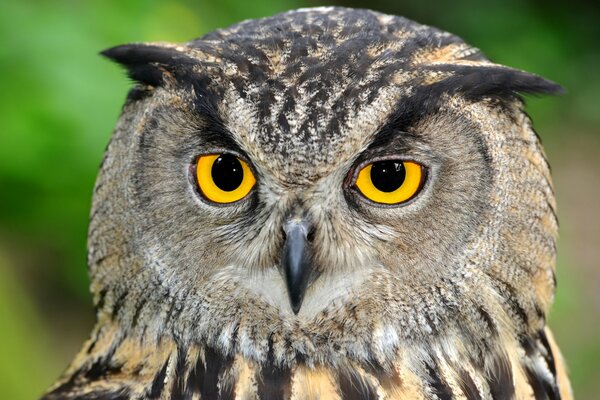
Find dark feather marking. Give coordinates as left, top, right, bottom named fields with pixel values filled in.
left=101, top=44, right=198, bottom=87
left=477, top=306, right=497, bottom=335
left=86, top=339, right=97, bottom=354
left=257, top=363, right=292, bottom=400
left=425, top=363, right=453, bottom=400
left=363, top=128, right=423, bottom=163
left=338, top=371, right=378, bottom=400
left=96, top=288, right=108, bottom=311
left=131, top=297, right=148, bottom=328
left=192, top=104, right=247, bottom=158
left=148, top=358, right=169, bottom=399
left=520, top=335, right=536, bottom=356
left=188, top=71, right=226, bottom=110
left=277, top=112, right=291, bottom=134
left=220, top=376, right=236, bottom=400
left=539, top=330, right=557, bottom=378
left=365, top=77, right=447, bottom=143
left=371, top=366, right=404, bottom=397
left=80, top=332, right=124, bottom=381
left=170, top=346, right=188, bottom=400
left=458, top=369, right=482, bottom=400
left=257, top=335, right=292, bottom=400
left=191, top=346, right=234, bottom=399
left=84, top=359, right=123, bottom=381
left=524, top=365, right=555, bottom=400
left=45, top=332, right=127, bottom=397
left=229, top=75, right=247, bottom=98
left=288, top=36, right=310, bottom=61
left=493, top=280, right=530, bottom=328
left=186, top=348, right=206, bottom=395
left=281, top=87, right=297, bottom=113
left=486, top=352, right=515, bottom=400
left=229, top=321, right=240, bottom=351
left=534, top=305, right=546, bottom=321
left=125, top=86, right=153, bottom=103
left=507, top=298, right=529, bottom=328
left=361, top=354, right=388, bottom=381
left=257, top=89, right=276, bottom=121
left=521, top=334, right=560, bottom=400
left=111, top=290, right=128, bottom=319
left=41, top=359, right=129, bottom=399
left=545, top=198, right=559, bottom=229
left=423, top=65, right=564, bottom=101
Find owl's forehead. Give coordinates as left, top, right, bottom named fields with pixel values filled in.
left=181, top=8, right=482, bottom=182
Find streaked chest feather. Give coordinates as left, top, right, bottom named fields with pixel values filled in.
left=42, top=327, right=570, bottom=400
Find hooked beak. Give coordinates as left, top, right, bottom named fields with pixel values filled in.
left=281, top=219, right=313, bottom=314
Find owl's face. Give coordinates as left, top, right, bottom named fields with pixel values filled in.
left=92, top=7, right=561, bottom=366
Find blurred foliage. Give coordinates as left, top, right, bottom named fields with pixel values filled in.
left=0, top=0, right=598, bottom=399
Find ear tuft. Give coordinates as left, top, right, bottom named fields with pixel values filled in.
left=101, top=44, right=196, bottom=87
left=425, top=64, right=565, bottom=101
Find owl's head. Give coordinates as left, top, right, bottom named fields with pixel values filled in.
left=91, top=7, right=562, bottom=367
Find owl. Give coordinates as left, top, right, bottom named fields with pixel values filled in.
left=41, top=7, right=572, bottom=400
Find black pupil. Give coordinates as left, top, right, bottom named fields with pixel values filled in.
left=211, top=154, right=244, bottom=192
left=370, top=160, right=406, bottom=192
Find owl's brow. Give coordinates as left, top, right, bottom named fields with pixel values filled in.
left=366, top=127, right=422, bottom=154
left=364, top=89, right=434, bottom=151
left=368, top=65, right=564, bottom=150
left=193, top=96, right=248, bottom=156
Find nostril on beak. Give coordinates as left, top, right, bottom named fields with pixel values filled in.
left=281, top=220, right=315, bottom=243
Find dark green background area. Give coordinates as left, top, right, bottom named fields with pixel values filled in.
left=0, top=1, right=598, bottom=398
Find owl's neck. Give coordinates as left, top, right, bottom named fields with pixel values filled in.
left=42, top=319, right=568, bottom=399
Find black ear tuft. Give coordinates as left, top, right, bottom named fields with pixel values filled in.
left=492, top=68, right=565, bottom=96
left=426, top=64, right=565, bottom=101
left=101, top=44, right=197, bottom=87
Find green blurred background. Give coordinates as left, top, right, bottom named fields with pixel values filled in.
left=0, top=0, right=598, bottom=398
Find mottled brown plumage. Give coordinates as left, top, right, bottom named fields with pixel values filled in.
left=42, top=7, right=572, bottom=399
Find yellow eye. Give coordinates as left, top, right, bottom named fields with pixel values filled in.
left=196, top=154, right=256, bottom=203
left=355, top=160, right=424, bottom=205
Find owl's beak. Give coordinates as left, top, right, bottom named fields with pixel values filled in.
left=281, top=219, right=313, bottom=314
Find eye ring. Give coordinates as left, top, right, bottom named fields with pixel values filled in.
left=353, top=159, right=426, bottom=205
left=195, top=153, right=256, bottom=204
